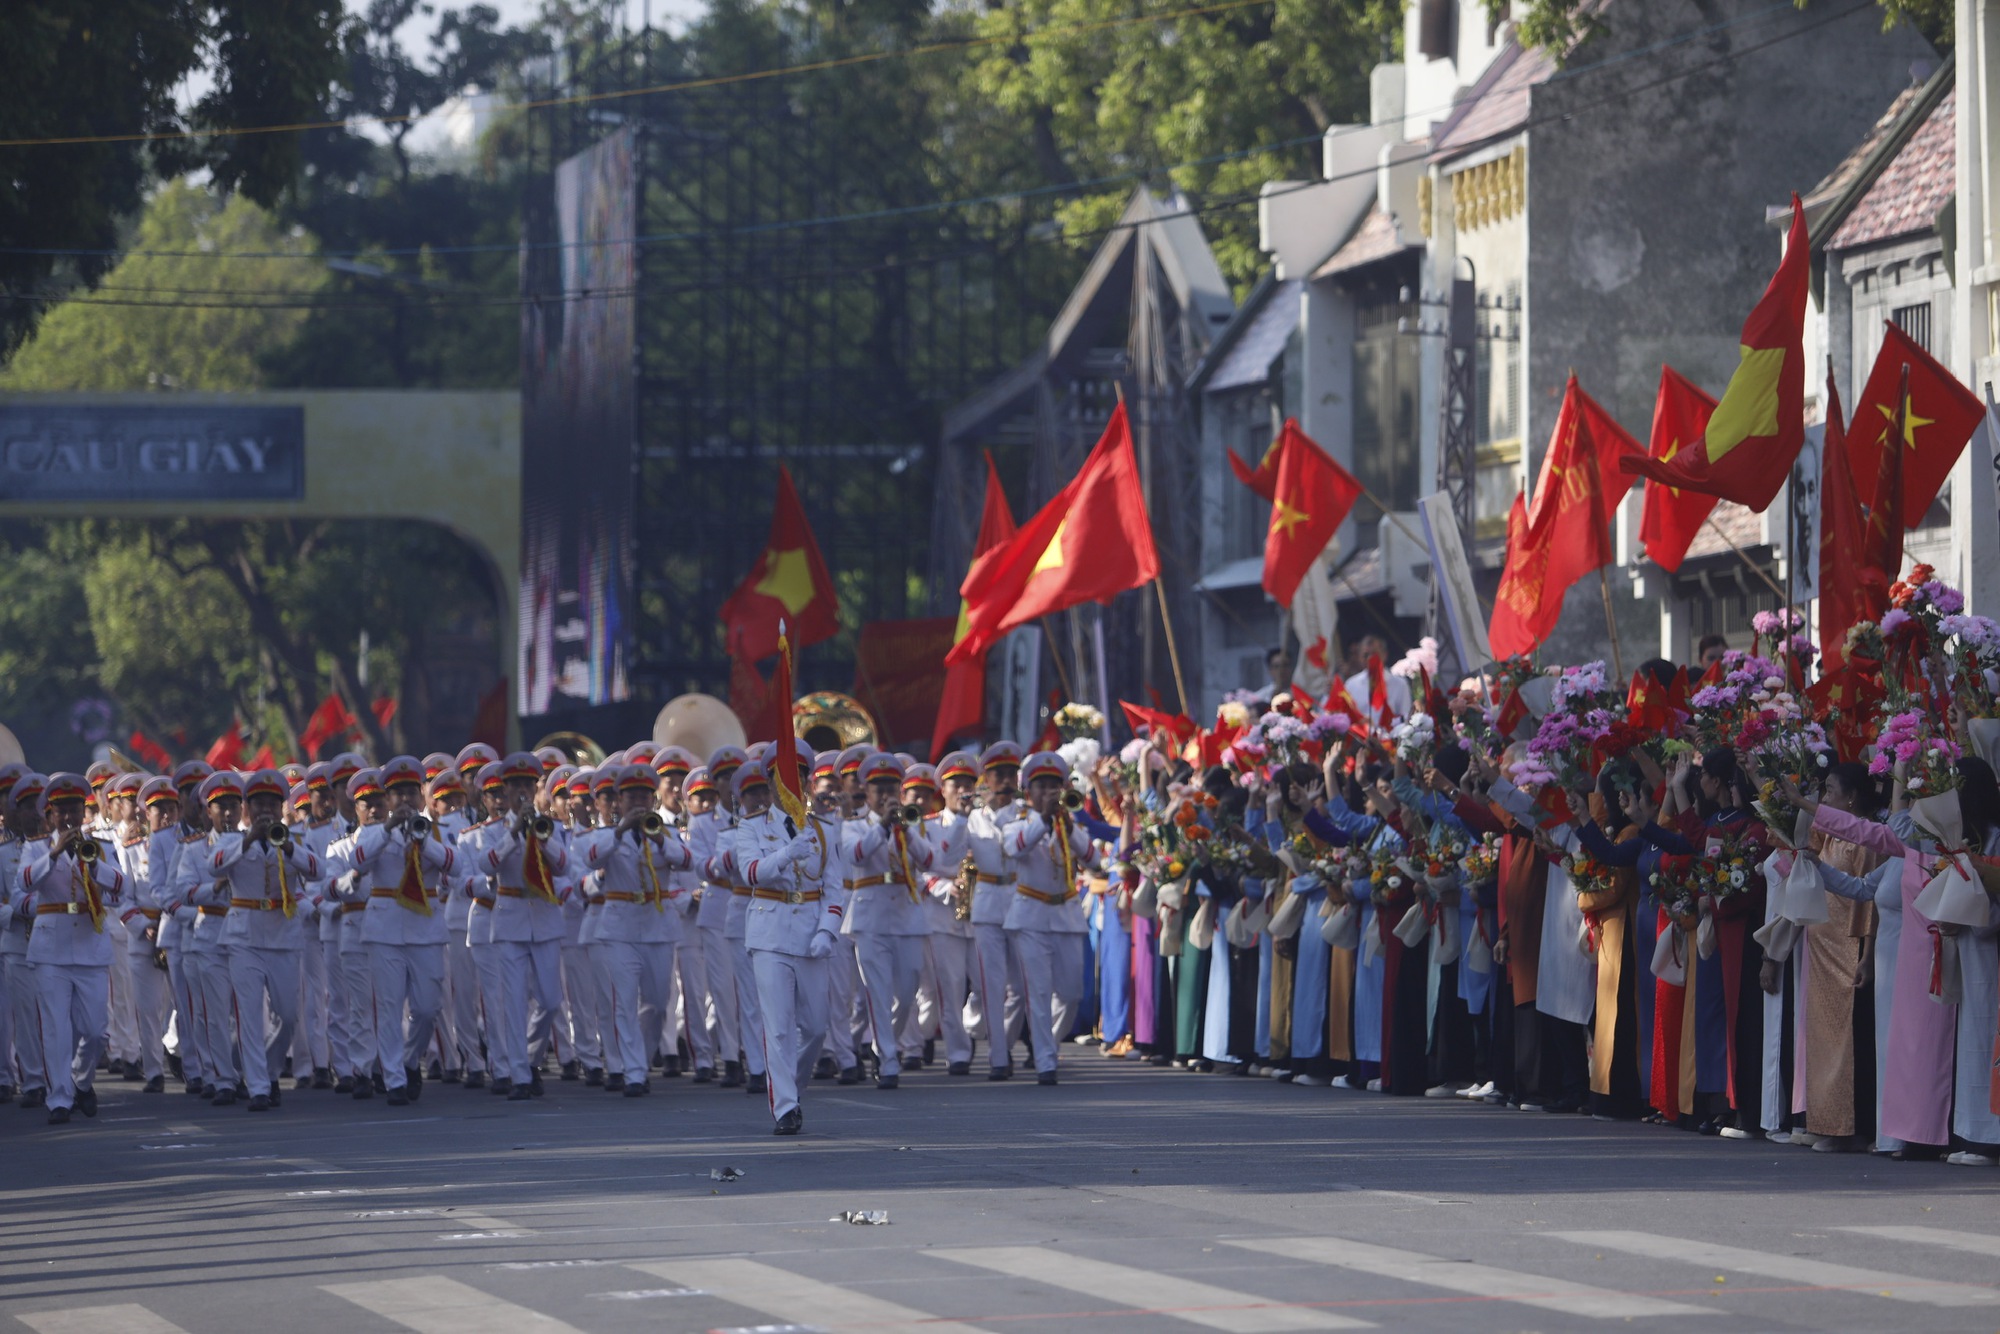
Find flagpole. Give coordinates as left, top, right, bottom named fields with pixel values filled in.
left=1039, top=616, right=1077, bottom=701
left=1699, top=514, right=1791, bottom=603
left=1596, top=566, right=1626, bottom=681
left=1151, top=578, right=1192, bottom=715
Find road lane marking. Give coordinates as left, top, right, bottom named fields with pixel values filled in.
left=931, top=1246, right=1373, bottom=1330
left=1836, top=1225, right=2000, bottom=1258
left=627, top=1258, right=993, bottom=1333
left=17, top=1306, right=191, bottom=1334
left=321, top=1276, right=585, bottom=1333
left=1547, top=1230, right=2000, bottom=1308
left=1231, top=1237, right=1706, bottom=1319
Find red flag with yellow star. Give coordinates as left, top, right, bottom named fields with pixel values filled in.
left=1848, top=321, right=1983, bottom=529
left=1638, top=366, right=1719, bottom=572
left=1621, top=197, right=1808, bottom=511
left=1489, top=376, right=1643, bottom=657
left=1262, top=419, right=1363, bottom=607
left=931, top=453, right=1018, bottom=758
left=1817, top=368, right=1871, bottom=669
left=946, top=403, right=1158, bottom=665
left=720, top=465, right=840, bottom=664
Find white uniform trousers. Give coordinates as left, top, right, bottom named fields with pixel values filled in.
left=4, top=955, right=47, bottom=1092
left=442, top=934, right=485, bottom=1074
left=903, top=942, right=938, bottom=1060
left=527, top=978, right=565, bottom=1069
left=187, top=949, right=241, bottom=1088
left=367, top=942, right=443, bottom=1088
left=728, top=940, right=768, bottom=1075
left=925, top=933, right=977, bottom=1065
left=600, top=940, right=675, bottom=1082
left=107, top=926, right=139, bottom=1062
left=674, top=934, right=715, bottom=1069
left=494, top=938, right=562, bottom=1084
left=697, top=924, right=742, bottom=1067
left=34, top=963, right=109, bottom=1110
left=228, top=947, right=301, bottom=1096
left=319, top=940, right=357, bottom=1078
left=972, top=923, right=1026, bottom=1069
left=643, top=952, right=679, bottom=1066
left=853, top=933, right=922, bottom=1077
left=560, top=944, right=604, bottom=1069
left=127, top=953, right=172, bottom=1079
left=163, top=951, right=200, bottom=1087
left=823, top=935, right=859, bottom=1070
left=470, top=938, right=505, bottom=1074
left=336, top=945, right=376, bottom=1075
left=1012, top=928, right=1083, bottom=1074
left=752, top=950, right=828, bottom=1121
left=292, top=936, right=330, bottom=1075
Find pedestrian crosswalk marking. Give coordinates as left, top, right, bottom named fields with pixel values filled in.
left=627, top=1258, right=993, bottom=1334
left=321, top=1275, right=585, bottom=1332
left=1836, top=1225, right=2000, bottom=1259
left=1230, top=1237, right=1708, bottom=1319
left=931, top=1245, right=1374, bottom=1331
left=17, top=1305, right=191, bottom=1334
left=1547, top=1230, right=2000, bottom=1308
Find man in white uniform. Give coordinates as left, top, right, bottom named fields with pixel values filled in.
left=917, top=753, right=980, bottom=1076
left=967, top=742, right=1028, bottom=1079
left=1002, top=751, right=1095, bottom=1086
left=469, top=752, right=570, bottom=1102
left=841, top=752, right=934, bottom=1090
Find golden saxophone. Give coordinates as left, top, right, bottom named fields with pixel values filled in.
left=953, top=851, right=977, bottom=921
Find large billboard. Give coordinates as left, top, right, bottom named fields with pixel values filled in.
left=518, top=128, right=636, bottom=715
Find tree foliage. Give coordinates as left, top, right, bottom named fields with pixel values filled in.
left=1492, top=0, right=1950, bottom=59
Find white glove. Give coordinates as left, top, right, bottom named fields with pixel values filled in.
left=808, top=929, right=836, bottom=959
left=780, top=832, right=820, bottom=864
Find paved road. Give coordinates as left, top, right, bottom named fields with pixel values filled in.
left=3, top=1054, right=1997, bottom=1334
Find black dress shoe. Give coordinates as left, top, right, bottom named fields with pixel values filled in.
left=812, top=1056, right=837, bottom=1081
left=693, top=1066, right=714, bottom=1084
left=404, top=1068, right=423, bottom=1102
left=281, top=1057, right=295, bottom=1079
left=623, top=1080, right=649, bottom=1097
left=351, top=1081, right=373, bottom=1100
left=143, top=1076, right=165, bottom=1093
left=0, top=1083, right=13, bottom=1104
left=20, top=1087, right=46, bottom=1109
left=335, top=1076, right=354, bottom=1094
left=837, top=1066, right=862, bottom=1085
left=773, top=1108, right=803, bottom=1136
left=560, top=1060, right=580, bottom=1082
left=212, top=1087, right=237, bottom=1107
left=267, top=1083, right=282, bottom=1107
left=386, top=1088, right=409, bottom=1107
left=529, top=1070, right=544, bottom=1097
left=247, top=1094, right=272, bottom=1112
left=168, top=1053, right=184, bottom=1081
left=427, top=1060, right=443, bottom=1081
left=661, top=1056, right=681, bottom=1077
left=371, top=1071, right=386, bottom=1094
left=312, top=1068, right=333, bottom=1089
left=463, top=1071, right=486, bottom=1090
left=875, top=1074, right=899, bottom=1090
left=1036, top=1071, right=1058, bottom=1086
left=923, top=1039, right=936, bottom=1065
left=294, top=1074, right=312, bottom=1090
left=122, top=1061, right=144, bottom=1082
left=77, top=1087, right=98, bottom=1117
left=745, top=1072, right=767, bottom=1094
left=584, top=1066, right=604, bottom=1087
left=947, top=1061, right=971, bottom=1076
left=988, top=1065, right=1012, bottom=1081
left=720, top=1060, right=744, bottom=1089
left=183, top=1079, right=204, bottom=1098
left=48, top=1106, right=71, bottom=1124
left=606, top=1073, right=627, bottom=1091
left=489, top=1078, right=513, bottom=1096
left=507, top=1084, right=533, bottom=1101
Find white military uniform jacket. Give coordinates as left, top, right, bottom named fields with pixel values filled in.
left=690, top=809, right=736, bottom=933
left=578, top=823, right=692, bottom=945
left=201, top=832, right=323, bottom=950
left=15, top=835, right=124, bottom=966
left=841, top=813, right=933, bottom=937
left=964, top=802, right=1022, bottom=926
left=920, top=809, right=976, bottom=941
left=343, top=823, right=456, bottom=946
left=741, top=810, right=848, bottom=956
left=1000, top=810, right=1093, bottom=934
left=469, top=819, right=567, bottom=944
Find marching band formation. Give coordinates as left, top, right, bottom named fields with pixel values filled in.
left=0, top=739, right=1102, bottom=1135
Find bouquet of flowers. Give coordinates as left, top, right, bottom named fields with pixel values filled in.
left=1288, top=830, right=1348, bottom=882
left=1367, top=845, right=1409, bottom=905
left=1459, top=835, right=1501, bottom=886
left=1650, top=856, right=1699, bottom=921
left=1888, top=563, right=1964, bottom=640
left=1871, top=710, right=1963, bottom=798
left=1307, top=710, right=1353, bottom=745
left=1941, top=613, right=2000, bottom=720
left=1251, top=709, right=1312, bottom=767
left=1694, top=832, right=1758, bottom=905
left=1562, top=848, right=1619, bottom=898
left=1390, top=636, right=1440, bottom=680
left=1053, top=702, right=1104, bottom=741
left=1391, top=711, right=1437, bottom=765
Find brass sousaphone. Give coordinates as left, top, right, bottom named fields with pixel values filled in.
left=531, top=731, right=607, bottom=767
left=791, top=691, right=877, bottom=753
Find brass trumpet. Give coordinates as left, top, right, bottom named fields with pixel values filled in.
left=896, top=803, right=925, bottom=826
left=73, top=834, right=101, bottom=864
left=1060, top=789, right=1086, bottom=813
left=638, top=811, right=666, bottom=837
left=406, top=813, right=433, bottom=840
left=263, top=822, right=292, bottom=850
left=526, top=813, right=555, bottom=840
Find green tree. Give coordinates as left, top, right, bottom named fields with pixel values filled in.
left=0, top=183, right=325, bottom=392
left=0, top=0, right=346, bottom=360
left=1494, top=0, right=1951, bottom=58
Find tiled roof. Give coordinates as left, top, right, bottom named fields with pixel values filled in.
left=1681, top=501, right=1763, bottom=559
left=1313, top=205, right=1419, bottom=279
left=1431, top=40, right=1557, bottom=160
left=1205, top=279, right=1301, bottom=393
left=1826, top=87, right=1956, bottom=251
left=1801, top=82, right=1927, bottom=215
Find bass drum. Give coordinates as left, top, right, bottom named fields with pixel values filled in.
left=651, top=693, right=747, bottom=760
